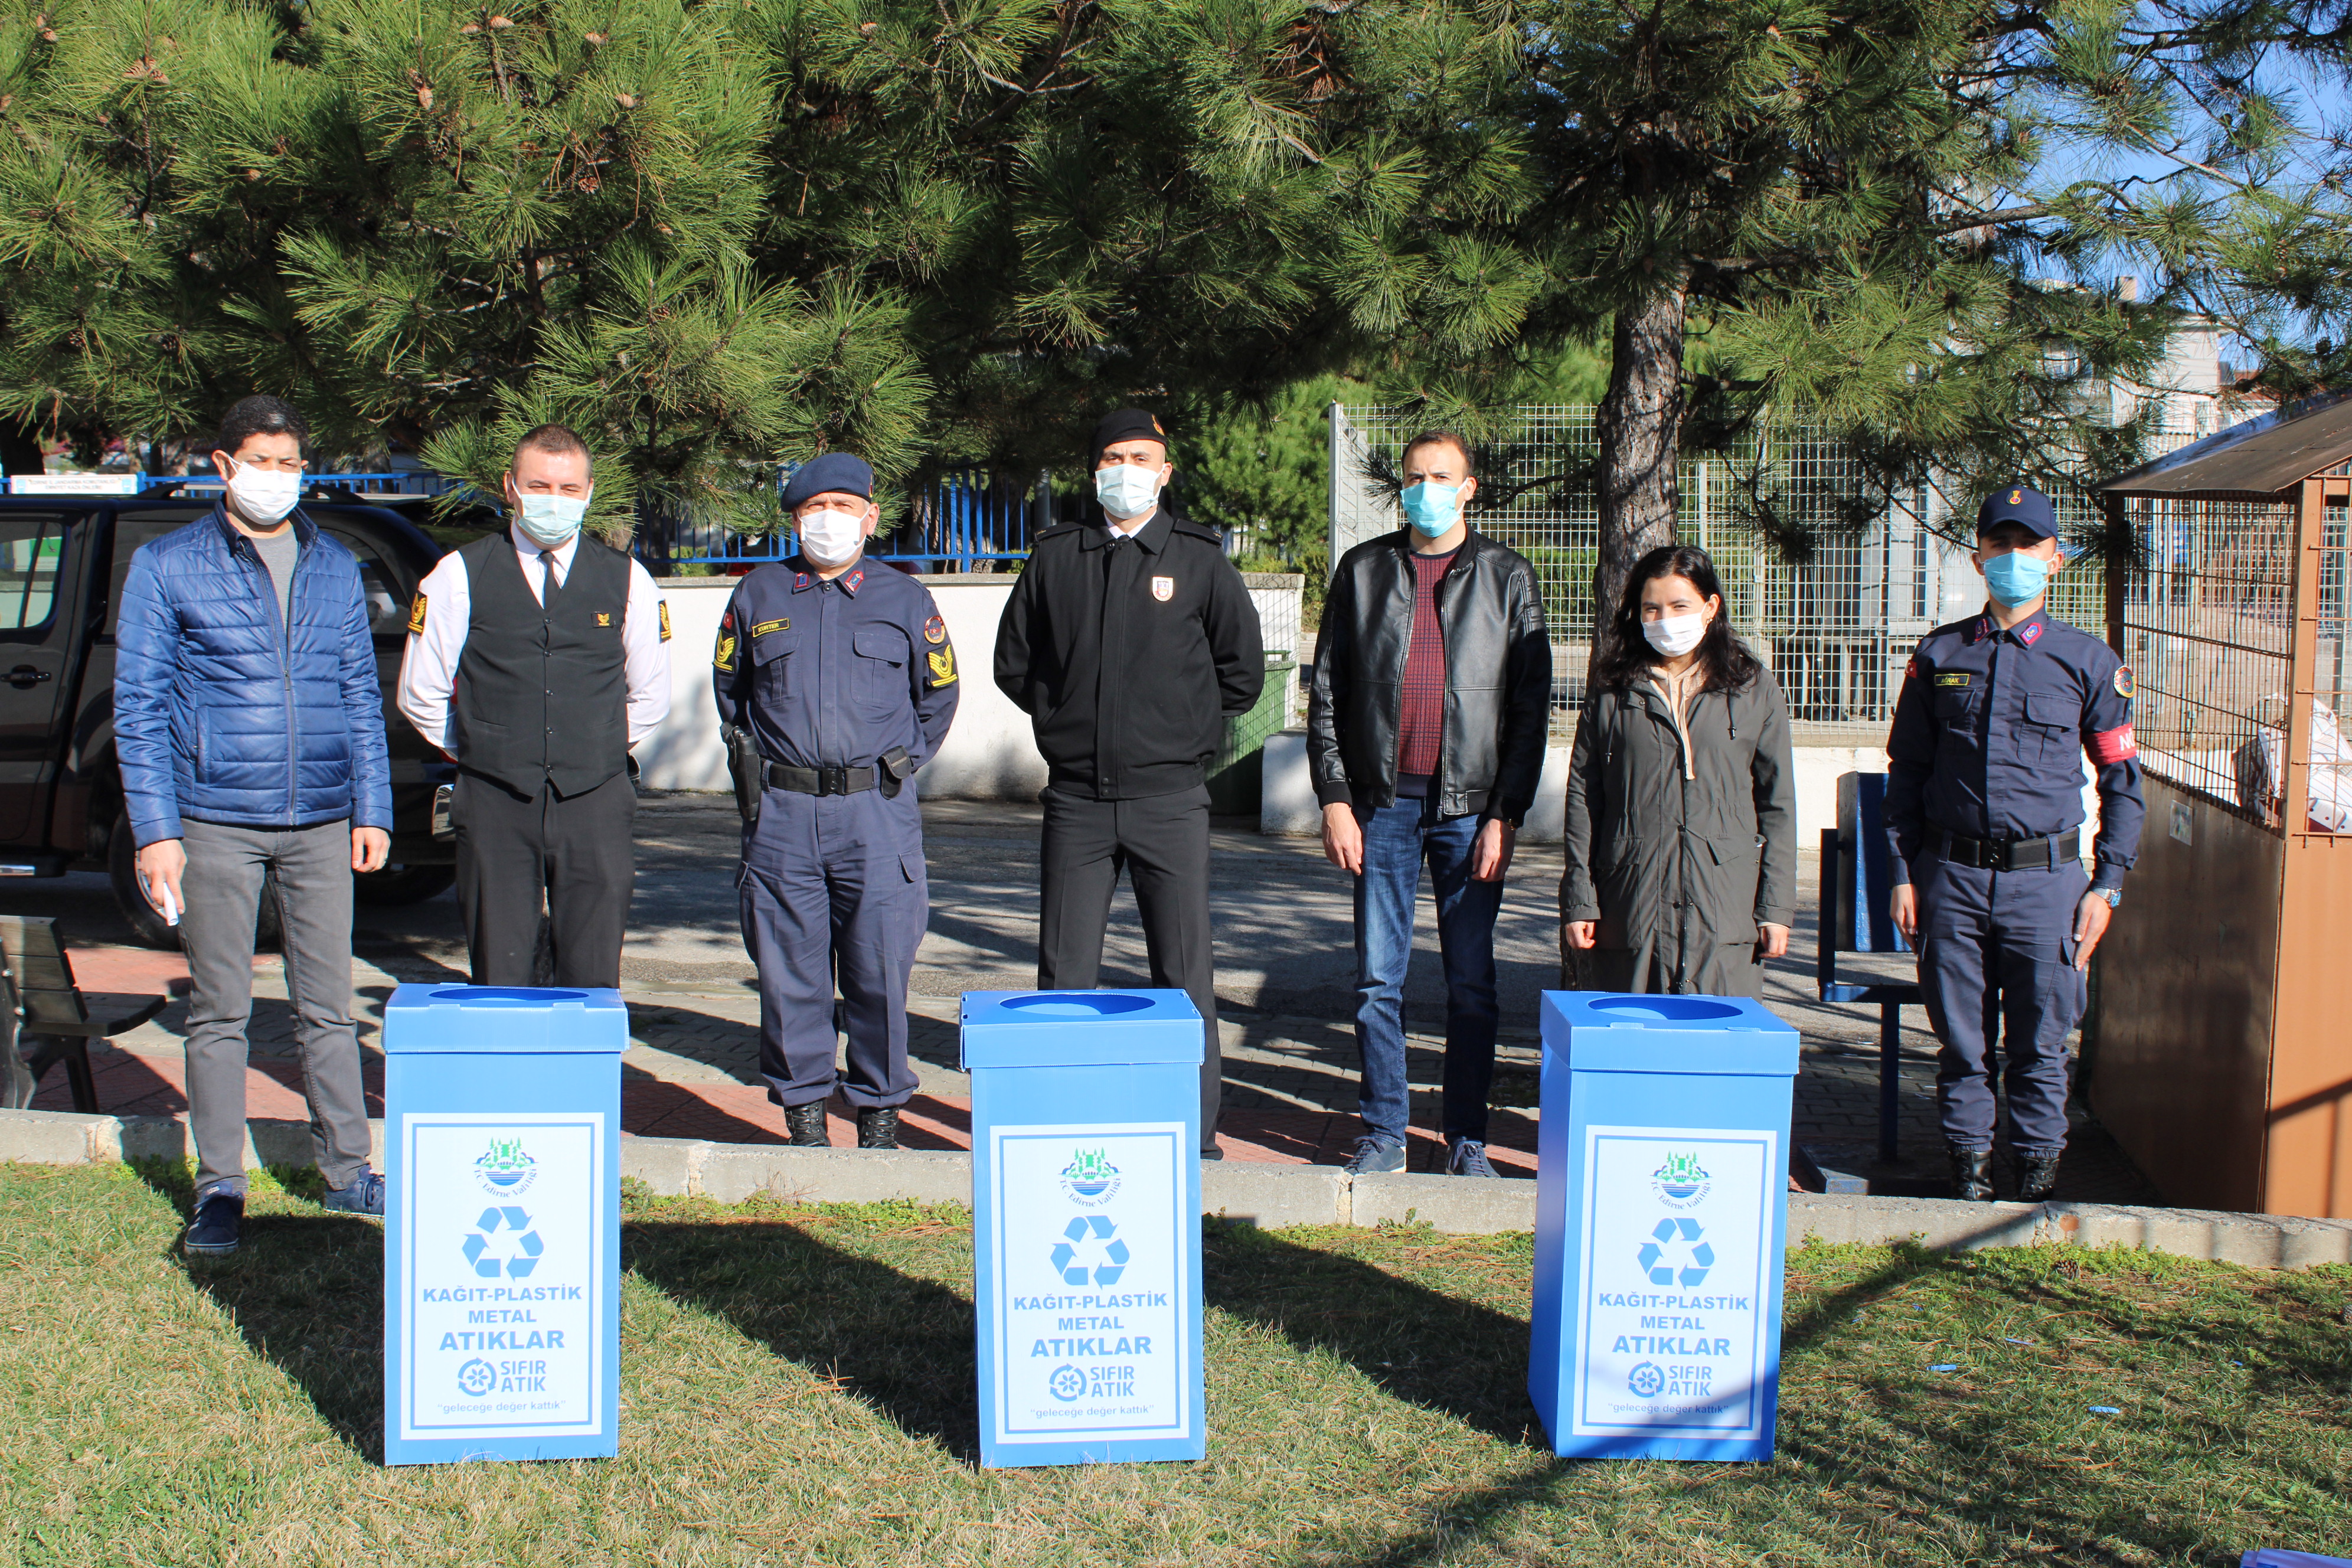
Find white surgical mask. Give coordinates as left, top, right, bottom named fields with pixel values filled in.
left=798, top=506, right=867, bottom=568
left=515, top=494, right=588, bottom=549
left=1095, top=463, right=1162, bottom=521
left=1642, top=612, right=1709, bottom=658
left=225, top=459, right=302, bottom=526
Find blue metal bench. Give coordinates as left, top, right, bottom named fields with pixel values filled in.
left=1815, top=772, right=1923, bottom=1163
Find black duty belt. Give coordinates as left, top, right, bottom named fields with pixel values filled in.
left=766, top=763, right=880, bottom=796
left=1938, top=829, right=2080, bottom=871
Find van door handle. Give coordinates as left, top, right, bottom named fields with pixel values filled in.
left=7, top=667, right=51, bottom=687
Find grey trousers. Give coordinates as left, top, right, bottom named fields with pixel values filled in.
left=1036, top=786, right=1221, bottom=1152
left=181, top=818, right=370, bottom=1196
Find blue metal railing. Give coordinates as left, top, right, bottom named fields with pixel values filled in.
left=652, top=469, right=1053, bottom=574
left=6, top=471, right=457, bottom=498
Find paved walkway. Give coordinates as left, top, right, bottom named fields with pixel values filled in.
left=13, top=796, right=2157, bottom=1201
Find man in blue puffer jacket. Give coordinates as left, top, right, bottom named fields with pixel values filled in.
left=115, top=395, right=394, bottom=1259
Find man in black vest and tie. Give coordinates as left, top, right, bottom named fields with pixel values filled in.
left=397, top=424, right=672, bottom=986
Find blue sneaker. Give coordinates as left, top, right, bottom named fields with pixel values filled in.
left=185, top=1190, right=243, bottom=1257
left=1447, top=1138, right=1500, bottom=1178
left=320, top=1168, right=387, bottom=1218
left=1342, top=1136, right=1407, bottom=1175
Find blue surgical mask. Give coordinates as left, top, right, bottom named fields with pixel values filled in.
left=1095, top=464, right=1162, bottom=521
left=516, top=494, right=588, bottom=548
left=1400, top=482, right=1460, bottom=537
left=1982, top=548, right=2051, bottom=607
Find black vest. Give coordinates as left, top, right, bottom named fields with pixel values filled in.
left=452, top=533, right=631, bottom=797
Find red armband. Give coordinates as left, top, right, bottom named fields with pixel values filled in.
left=2086, top=724, right=2137, bottom=765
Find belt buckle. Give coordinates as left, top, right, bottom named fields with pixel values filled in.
left=818, top=765, right=847, bottom=796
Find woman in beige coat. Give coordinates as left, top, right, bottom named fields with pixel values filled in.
left=1561, top=544, right=1797, bottom=997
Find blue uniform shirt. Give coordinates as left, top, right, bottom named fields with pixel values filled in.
left=712, top=560, right=960, bottom=771
left=1884, top=607, right=2145, bottom=890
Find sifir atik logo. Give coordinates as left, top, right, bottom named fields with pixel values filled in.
left=1059, top=1148, right=1121, bottom=1207
left=473, top=1136, right=538, bottom=1197
left=1651, top=1151, right=1711, bottom=1210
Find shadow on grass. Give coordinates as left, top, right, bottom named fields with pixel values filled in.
left=128, top=1158, right=387, bottom=1462
left=624, top=1218, right=981, bottom=1461
left=1203, top=1222, right=1545, bottom=1446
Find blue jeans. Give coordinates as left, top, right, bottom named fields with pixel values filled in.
left=1352, top=797, right=1504, bottom=1145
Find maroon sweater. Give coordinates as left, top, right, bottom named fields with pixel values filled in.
left=1394, top=544, right=1458, bottom=796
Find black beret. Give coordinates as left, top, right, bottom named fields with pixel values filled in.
left=782, top=452, right=874, bottom=508
left=1089, top=408, right=1171, bottom=468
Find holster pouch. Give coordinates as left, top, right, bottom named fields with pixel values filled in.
left=724, top=724, right=764, bottom=825
left=879, top=745, right=914, bottom=799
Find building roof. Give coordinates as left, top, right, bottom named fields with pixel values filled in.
left=2096, top=392, right=2352, bottom=499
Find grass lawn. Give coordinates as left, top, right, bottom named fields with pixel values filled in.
left=5, top=1160, right=2350, bottom=1566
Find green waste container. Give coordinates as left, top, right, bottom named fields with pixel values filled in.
left=1206, top=654, right=1295, bottom=816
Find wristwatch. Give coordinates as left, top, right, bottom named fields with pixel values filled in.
left=2091, top=886, right=2122, bottom=909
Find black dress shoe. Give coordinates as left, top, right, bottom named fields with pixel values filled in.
left=857, top=1106, right=900, bottom=1149
left=785, top=1102, right=830, bottom=1147
left=2014, top=1149, right=2063, bottom=1203
left=1948, top=1141, right=1994, bottom=1202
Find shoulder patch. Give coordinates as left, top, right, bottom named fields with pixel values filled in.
left=2113, top=664, right=2134, bottom=698
left=657, top=600, right=672, bottom=642
left=926, top=645, right=959, bottom=690
left=406, top=592, right=428, bottom=635
left=924, top=614, right=946, bottom=645
left=750, top=618, right=789, bottom=638
left=1903, top=656, right=1919, bottom=681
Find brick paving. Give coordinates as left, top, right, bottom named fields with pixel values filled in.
left=15, top=796, right=2158, bottom=1202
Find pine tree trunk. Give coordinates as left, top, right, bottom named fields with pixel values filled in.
left=1590, top=275, right=1688, bottom=680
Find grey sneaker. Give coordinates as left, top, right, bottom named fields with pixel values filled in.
left=1447, top=1138, right=1500, bottom=1178
left=1342, top=1136, right=1406, bottom=1175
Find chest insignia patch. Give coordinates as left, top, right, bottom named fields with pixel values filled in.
left=1151, top=576, right=1174, bottom=602
left=923, top=614, right=946, bottom=645
left=657, top=600, right=672, bottom=642
left=2113, top=664, right=2135, bottom=698
left=406, top=593, right=428, bottom=635
left=595, top=611, right=612, bottom=628
left=750, top=618, right=789, bottom=638
left=1936, top=673, right=1971, bottom=688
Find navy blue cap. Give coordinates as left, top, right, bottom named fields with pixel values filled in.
left=1977, top=484, right=2057, bottom=540
left=782, top=452, right=873, bottom=508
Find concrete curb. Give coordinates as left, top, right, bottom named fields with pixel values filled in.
left=10, top=1108, right=2352, bottom=1269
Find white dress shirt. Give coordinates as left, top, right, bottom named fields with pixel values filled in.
left=396, top=526, right=672, bottom=756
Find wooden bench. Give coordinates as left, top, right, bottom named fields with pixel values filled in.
left=0, top=916, right=168, bottom=1114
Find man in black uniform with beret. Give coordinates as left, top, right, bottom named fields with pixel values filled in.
left=714, top=453, right=961, bottom=1149
left=993, top=409, right=1264, bottom=1158
left=1886, top=483, right=2145, bottom=1203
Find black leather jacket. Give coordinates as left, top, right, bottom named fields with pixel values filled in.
left=1306, top=529, right=1553, bottom=824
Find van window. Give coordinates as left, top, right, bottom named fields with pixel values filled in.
left=0, top=514, right=70, bottom=631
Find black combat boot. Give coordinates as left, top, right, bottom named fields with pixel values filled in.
left=785, top=1101, right=830, bottom=1147
left=1948, top=1141, right=1994, bottom=1201
left=2014, top=1148, right=2063, bottom=1203
left=857, top=1107, right=900, bottom=1150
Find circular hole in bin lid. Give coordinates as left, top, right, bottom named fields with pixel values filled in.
left=999, top=992, right=1153, bottom=1018
left=428, top=986, right=589, bottom=1004
left=1589, top=995, right=1742, bottom=1023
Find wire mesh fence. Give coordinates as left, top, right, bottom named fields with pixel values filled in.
left=2305, top=494, right=2352, bottom=832
left=1332, top=404, right=2152, bottom=734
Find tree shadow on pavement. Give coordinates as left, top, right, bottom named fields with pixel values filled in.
left=625, top=1218, right=981, bottom=1461
left=129, top=1158, right=387, bottom=1461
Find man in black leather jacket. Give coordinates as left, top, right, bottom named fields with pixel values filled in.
left=1306, top=432, right=1551, bottom=1178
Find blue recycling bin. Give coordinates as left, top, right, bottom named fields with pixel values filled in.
left=1529, top=990, right=1799, bottom=1461
left=382, top=984, right=625, bottom=1466
left=962, top=989, right=1205, bottom=1468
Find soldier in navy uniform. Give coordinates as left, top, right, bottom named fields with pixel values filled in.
left=1885, top=484, right=2145, bottom=1203
left=713, top=453, right=959, bottom=1149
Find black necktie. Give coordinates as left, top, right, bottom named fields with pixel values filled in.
left=539, top=549, right=556, bottom=605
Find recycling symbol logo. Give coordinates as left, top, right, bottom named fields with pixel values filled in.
left=1049, top=1215, right=1130, bottom=1287
left=462, top=1206, right=545, bottom=1279
left=1636, top=1217, right=1714, bottom=1288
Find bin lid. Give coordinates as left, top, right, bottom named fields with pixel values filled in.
left=961, top=989, right=1204, bottom=1069
left=384, top=984, right=629, bottom=1055
left=1541, top=991, right=1799, bottom=1077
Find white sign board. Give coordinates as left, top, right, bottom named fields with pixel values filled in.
left=397, top=1113, right=607, bottom=1443
left=1573, top=1125, right=1777, bottom=1440
left=7, top=474, right=143, bottom=495
left=986, top=1122, right=1191, bottom=1448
